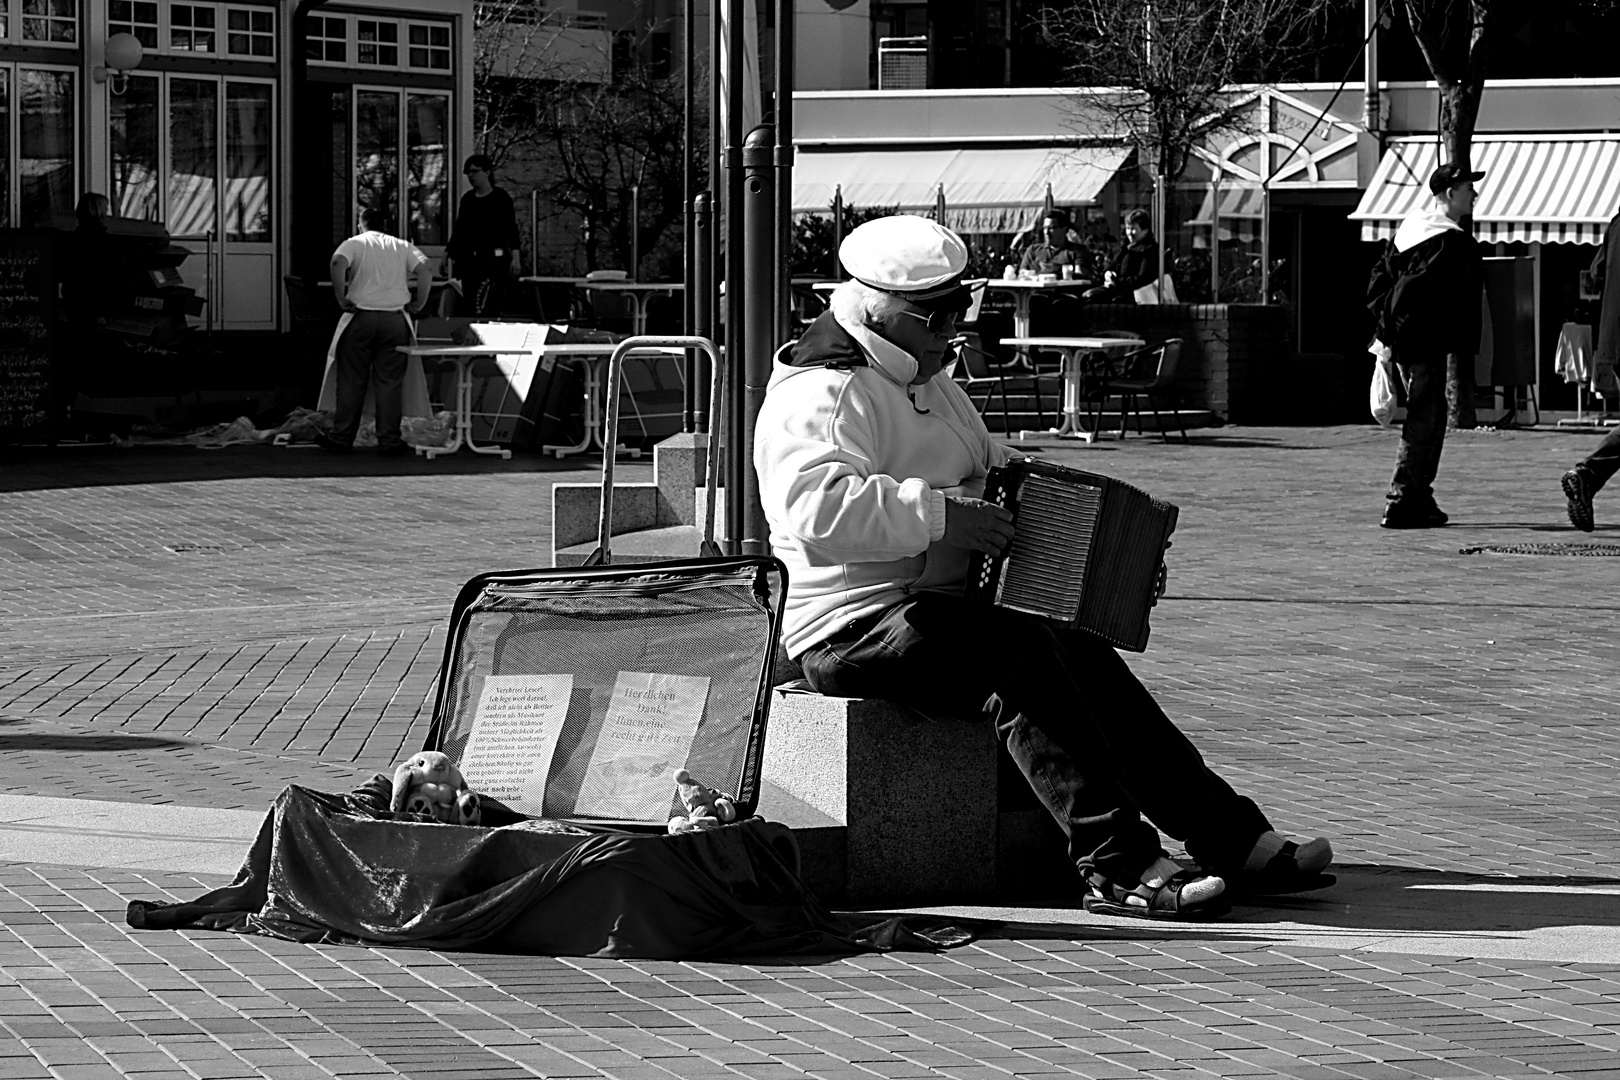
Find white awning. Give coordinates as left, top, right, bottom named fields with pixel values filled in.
left=1350, top=135, right=1620, bottom=245
left=1190, top=185, right=1264, bottom=245
left=792, top=145, right=1132, bottom=234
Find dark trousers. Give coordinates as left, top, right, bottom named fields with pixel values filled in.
left=461, top=261, right=512, bottom=316
left=1573, top=425, right=1620, bottom=495
left=797, top=593, right=1271, bottom=884
left=1388, top=353, right=1448, bottom=505
left=331, top=310, right=411, bottom=448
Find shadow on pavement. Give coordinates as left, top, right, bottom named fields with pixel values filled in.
left=1223, top=864, right=1620, bottom=932
left=0, top=443, right=607, bottom=493
left=0, top=731, right=194, bottom=752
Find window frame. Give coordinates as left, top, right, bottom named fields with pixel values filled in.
left=307, top=13, right=454, bottom=73
left=0, top=62, right=80, bottom=226
left=18, top=0, right=79, bottom=46
left=350, top=83, right=451, bottom=251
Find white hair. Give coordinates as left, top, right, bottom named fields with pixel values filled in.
left=830, top=280, right=910, bottom=327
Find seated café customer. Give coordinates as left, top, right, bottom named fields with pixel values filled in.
left=1085, top=209, right=1160, bottom=302
left=753, top=214, right=1333, bottom=920
left=1019, top=208, right=1088, bottom=277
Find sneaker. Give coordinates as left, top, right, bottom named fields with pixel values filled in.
left=376, top=441, right=414, bottom=457
left=313, top=431, right=353, bottom=455
left=1563, top=469, right=1595, bottom=532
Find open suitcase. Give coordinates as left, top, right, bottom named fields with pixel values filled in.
left=421, top=336, right=788, bottom=831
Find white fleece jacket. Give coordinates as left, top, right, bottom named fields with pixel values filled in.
left=754, top=314, right=1011, bottom=657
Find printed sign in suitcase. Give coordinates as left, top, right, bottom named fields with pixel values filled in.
left=421, top=336, right=787, bottom=830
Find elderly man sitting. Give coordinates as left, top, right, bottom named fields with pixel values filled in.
left=753, top=215, right=1332, bottom=920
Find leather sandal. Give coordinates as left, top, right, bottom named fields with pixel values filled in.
left=1225, top=838, right=1336, bottom=896
left=1083, top=868, right=1231, bottom=921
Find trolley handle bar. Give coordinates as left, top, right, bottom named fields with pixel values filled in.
left=590, top=335, right=725, bottom=566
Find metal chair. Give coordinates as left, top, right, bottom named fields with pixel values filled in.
left=954, top=334, right=1057, bottom=433
left=1082, top=337, right=1187, bottom=442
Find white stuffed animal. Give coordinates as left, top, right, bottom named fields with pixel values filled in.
left=390, top=751, right=480, bottom=826
left=667, top=768, right=738, bottom=834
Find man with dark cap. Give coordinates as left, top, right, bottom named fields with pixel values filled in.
left=1370, top=162, right=1484, bottom=529
left=446, top=153, right=522, bottom=316
left=1560, top=202, right=1620, bottom=531
left=753, top=214, right=1334, bottom=920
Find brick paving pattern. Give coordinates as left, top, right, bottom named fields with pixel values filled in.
left=0, top=429, right=1619, bottom=1078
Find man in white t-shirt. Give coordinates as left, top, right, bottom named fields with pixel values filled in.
left=319, top=207, right=433, bottom=454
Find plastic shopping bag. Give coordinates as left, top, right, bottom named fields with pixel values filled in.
left=1369, top=341, right=1400, bottom=426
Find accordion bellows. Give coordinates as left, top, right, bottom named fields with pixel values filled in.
left=965, top=459, right=1178, bottom=651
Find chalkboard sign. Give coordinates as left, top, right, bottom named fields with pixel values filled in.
left=0, top=230, right=58, bottom=441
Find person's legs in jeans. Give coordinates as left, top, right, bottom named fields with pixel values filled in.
left=369, top=312, right=412, bottom=449
left=330, top=313, right=376, bottom=446
left=1046, top=628, right=1271, bottom=874
left=1388, top=354, right=1447, bottom=508
left=797, top=594, right=1264, bottom=887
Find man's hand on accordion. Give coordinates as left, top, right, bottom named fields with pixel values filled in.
left=944, top=496, right=1015, bottom=555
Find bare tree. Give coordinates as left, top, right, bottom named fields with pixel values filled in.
left=528, top=64, right=696, bottom=276
left=1033, top=0, right=1348, bottom=188
left=1396, top=0, right=1490, bottom=427
left=469, top=4, right=700, bottom=277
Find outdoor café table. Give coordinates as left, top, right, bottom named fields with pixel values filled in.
left=395, top=344, right=520, bottom=459
left=1001, top=334, right=1145, bottom=442
left=519, top=278, right=684, bottom=336
left=529, top=342, right=685, bottom=460
left=986, top=276, right=1094, bottom=364
left=579, top=281, right=684, bottom=336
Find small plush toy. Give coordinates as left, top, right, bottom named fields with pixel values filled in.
left=667, top=768, right=738, bottom=834
left=390, top=751, right=481, bottom=826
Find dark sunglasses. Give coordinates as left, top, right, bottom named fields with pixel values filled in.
left=896, top=307, right=958, bottom=335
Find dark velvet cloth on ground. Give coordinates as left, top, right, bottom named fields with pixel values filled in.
left=125, top=779, right=972, bottom=958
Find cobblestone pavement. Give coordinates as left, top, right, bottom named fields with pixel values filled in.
left=2, top=428, right=1620, bottom=1079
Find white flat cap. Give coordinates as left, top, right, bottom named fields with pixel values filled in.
left=839, top=215, right=968, bottom=302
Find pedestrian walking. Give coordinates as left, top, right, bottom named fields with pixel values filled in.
left=446, top=154, right=522, bottom=316
left=1561, top=204, right=1620, bottom=531
left=1368, top=162, right=1484, bottom=529
left=318, top=206, right=433, bottom=456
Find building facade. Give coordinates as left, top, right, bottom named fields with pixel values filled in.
left=0, top=0, right=476, bottom=333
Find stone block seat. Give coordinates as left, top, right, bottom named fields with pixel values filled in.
left=757, top=663, right=1074, bottom=905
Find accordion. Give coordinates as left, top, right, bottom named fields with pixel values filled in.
left=965, top=458, right=1177, bottom=651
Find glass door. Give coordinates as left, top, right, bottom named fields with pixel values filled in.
left=353, top=87, right=448, bottom=260
left=109, top=72, right=276, bottom=330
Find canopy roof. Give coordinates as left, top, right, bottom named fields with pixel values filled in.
left=792, top=145, right=1133, bottom=234
left=1350, top=135, right=1620, bottom=245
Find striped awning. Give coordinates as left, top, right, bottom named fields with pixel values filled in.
left=1350, top=135, right=1620, bottom=245
left=792, top=144, right=1132, bottom=234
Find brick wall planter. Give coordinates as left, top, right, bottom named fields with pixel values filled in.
left=1074, top=303, right=1293, bottom=424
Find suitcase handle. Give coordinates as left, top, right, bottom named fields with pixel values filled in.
left=590, top=336, right=725, bottom=566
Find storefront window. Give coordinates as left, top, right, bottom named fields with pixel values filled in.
left=21, top=0, right=75, bottom=42
left=110, top=0, right=158, bottom=48
left=407, top=93, right=447, bottom=246
left=224, top=82, right=271, bottom=242
left=169, top=77, right=217, bottom=236
left=355, top=89, right=398, bottom=233
left=19, top=68, right=72, bottom=225
left=110, top=74, right=159, bottom=221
